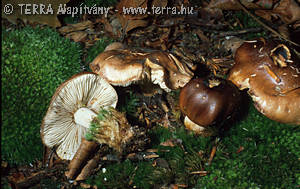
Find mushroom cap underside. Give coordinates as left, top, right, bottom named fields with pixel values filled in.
left=41, top=72, right=118, bottom=160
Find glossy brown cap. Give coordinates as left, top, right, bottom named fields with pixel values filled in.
left=228, top=38, right=300, bottom=125
left=179, top=77, right=241, bottom=128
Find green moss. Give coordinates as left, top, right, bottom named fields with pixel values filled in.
left=86, top=103, right=299, bottom=188
left=119, top=91, right=140, bottom=117
left=86, top=160, right=154, bottom=189
left=1, top=26, right=82, bottom=165
left=196, top=105, right=299, bottom=188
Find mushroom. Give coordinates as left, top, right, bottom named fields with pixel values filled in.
left=66, top=107, right=134, bottom=180
left=179, top=77, right=241, bottom=136
left=228, top=38, right=300, bottom=125
left=41, top=72, right=118, bottom=160
left=144, top=51, right=194, bottom=92
left=89, top=49, right=146, bottom=87
left=89, top=45, right=193, bottom=93
left=104, top=42, right=126, bottom=51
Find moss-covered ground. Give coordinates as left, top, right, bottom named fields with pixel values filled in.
left=85, top=101, right=299, bottom=188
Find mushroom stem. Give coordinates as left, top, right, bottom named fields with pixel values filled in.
left=184, top=116, right=205, bottom=133
left=74, top=107, right=97, bottom=128
left=65, top=138, right=98, bottom=180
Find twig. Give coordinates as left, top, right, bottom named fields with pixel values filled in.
left=235, top=0, right=300, bottom=47
left=216, top=28, right=262, bottom=37
left=208, top=146, right=217, bottom=165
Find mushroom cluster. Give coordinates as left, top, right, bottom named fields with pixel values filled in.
left=179, top=77, right=241, bottom=136
left=89, top=42, right=194, bottom=93
left=228, top=38, right=300, bottom=125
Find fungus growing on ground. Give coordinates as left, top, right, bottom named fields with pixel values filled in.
left=228, top=39, right=300, bottom=125
left=179, top=77, right=241, bottom=136
left=90, top=49, right=145, bottom=87
left=65, top=107, right=135, bottom=180
left=89, top=45, right=193, bottom=94
left=144, top=51, right=194, bottom=92
left=41, top=72, right=118, bottom=160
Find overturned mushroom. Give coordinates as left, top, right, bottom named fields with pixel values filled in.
left=65, top=107, right=134, bottom=180
left=179, top=77, right=241, bottom=136
left=228, top=39, right=300, bottom=125
left=41, top=72, right=118, bottom=160
left=89, top=45, right=193, bottom=93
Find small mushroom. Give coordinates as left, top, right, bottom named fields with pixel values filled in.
left=179, top=77, right=241, bottom=136
left=89, top=45, right=193, bottom=93
left=41, top=72, right=118, bottom=160
left=228, top=39, right=300, bottom=125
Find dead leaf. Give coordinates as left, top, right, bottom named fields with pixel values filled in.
left=58, top=20, right=93, bottom=34
left=2, top=0, right=70, bottom=27
left=236, top=146, right=245, bottom=154
left=194, top=29, right=210, bottom=43
left=117, top=14, right=149, bottom=33
left=160, top=139, right=176, bottom=147
left=152, top=0, right=168, bottom=8
left=254, top=0, right=300, bottom=24
left=80, top=183, right=92, bottom=189
left=207, top=0, right=266, bottom=10
left=66, top=31, right=88, bottom=42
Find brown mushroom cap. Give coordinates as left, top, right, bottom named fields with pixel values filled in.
left=179, top=77, right=241, bottom=133
left=145, top=51, right=194, bottom=91
left=228, top=39, right=300, bottom=125
left=104, top=42, right=125, bottom=51
left=90, top=46, right=193, bottom=92
left=41, top=72, right=118, bottom=160
left=90, top=49, right=145, bottom=86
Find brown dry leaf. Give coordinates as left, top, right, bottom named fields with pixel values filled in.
left=115, top=0, right=150, bottom=34
left=2, top=0, right=70, bottom=27
left=65, top=31, right=88, bottom=42
left=254, top=0, right=300, bottom=24
left=207, top=0, right=274, bottom=10
left=160, top=139, right=176, bottom=147
left=271, top=0, right=300, bottom=24
left=117, top=14, right=149, bottom=33
left=194, top=29, right=210, bottom=43
left=236, top=146, right=245, bottom=154
left=152, top=0, right=168, bottom=8
left=58, top=20, right=93, bottom=34
left=8, top=172, right=26, bottom=184
left=278, top=24, right=291, bottom=39
left=80, top=183, right=92, bottom=189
